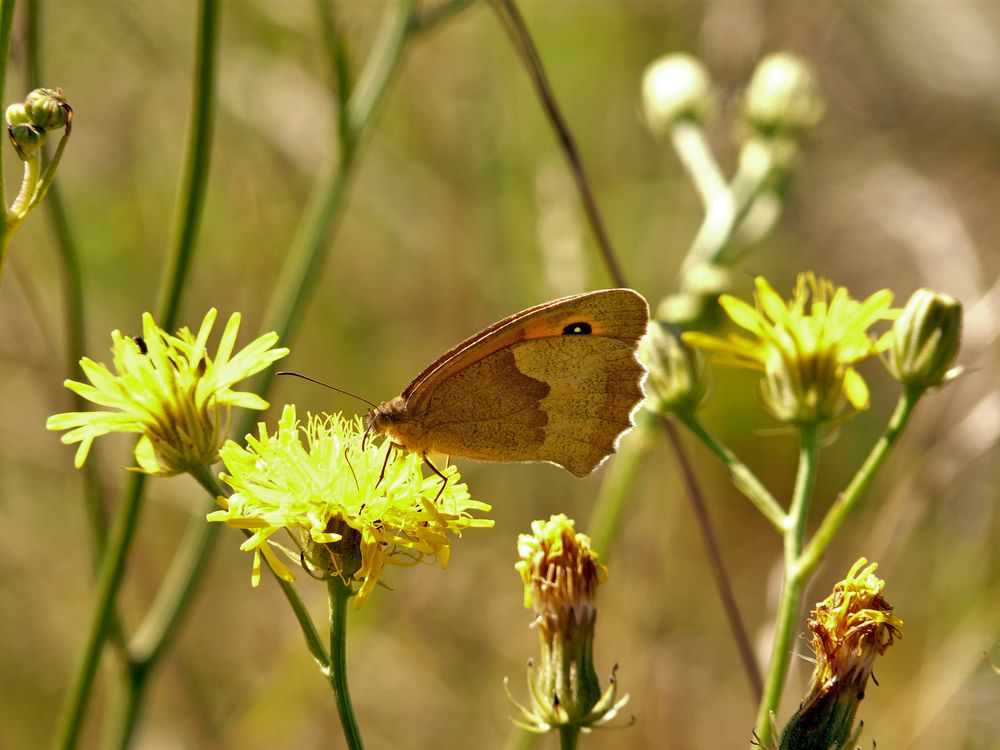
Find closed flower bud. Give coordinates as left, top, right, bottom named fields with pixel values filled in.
left=641, top=53, right=713, bottom=135
left=8, top=122, right=46, bottom=159
left=743, top=52, right=824, bottom=138
left=887, top=288, right=962, bottom=392
left=25, top=87, right=72, bottom=131
left=5, top=102, right=30, bottom=127
left=640, top=321, right=707, bottom=415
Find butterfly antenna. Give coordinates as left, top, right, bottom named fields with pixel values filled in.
left=276, top=371, right=379, bottom=409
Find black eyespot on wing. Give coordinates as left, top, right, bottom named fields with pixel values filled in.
left=562, top=321, right=592, bottom=335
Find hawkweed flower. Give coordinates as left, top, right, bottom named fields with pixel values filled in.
left=47, top=309, right=287, bottom=475
left=639, top=321, right=708, bottom=415
left=208, top=405, right=493, bottom=607
left=508, top=514, right=628, bottom=737
left=684, top=272, right=896, bottom=424
left=778, top=558, right=902, bottom=750
left=886, top=288, right=962, bottom=394
left=641, top=53, right=714, bottom=135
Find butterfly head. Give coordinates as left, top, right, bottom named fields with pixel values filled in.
left=362, top=395, right=408, bottom=443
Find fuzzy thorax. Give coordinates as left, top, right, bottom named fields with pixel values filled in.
left=364, top=396, right=429, bottom=455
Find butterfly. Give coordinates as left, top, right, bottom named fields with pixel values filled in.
left=363, top=288, right=649, bottom=481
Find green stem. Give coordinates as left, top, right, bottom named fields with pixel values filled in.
left=51, top=474, right=147, bottom=750
left=155, top=0, right=219, bottom=328
left=0, top=0, right=14, bottom=215
left=328, top=577, right=364, bottom=750
left=9, top=153, right=40, bottom=218
left=753, top=422, right=821, bottom=746
left=487, top=0, right=627, bottom=288
left=558, top=725, right=580, bottom=750
left=676, top=411, right=786, bottom=531
left=586, top=410, right=657, bottom=557
left=670, top=120, right=728, bottom=211
left=799, top=392, right=919, bottom=578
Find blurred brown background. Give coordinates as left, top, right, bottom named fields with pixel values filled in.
left=1, top=1, right=997, bottom=748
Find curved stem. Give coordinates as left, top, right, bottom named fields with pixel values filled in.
left=155, top=0, right=220, bottom=328
left=676, top=411, right=786, bottom=531
left=661, top=416, right=763, bottom=701
left=670, top=121, right=728, bottom=211
left=799, top=392, right=918, bottom=578
left=487, top=0, right=627, bottom=288
left=328, top=577, right=364, bottom=750
left=9, top=153, right=40, bottom=218
left=753, top=422, right=821, bottom=746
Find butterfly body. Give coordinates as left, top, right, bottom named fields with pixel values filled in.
left=364, top=289, right=649, bottom=477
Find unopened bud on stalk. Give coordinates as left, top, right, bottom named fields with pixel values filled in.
left=743, top=52, right=824, bottom=138
left=7, top=122, right=46, bottom=160
left=639, top=322, right=708, bottom=415
left=887, top=288, right=962, bottom=393
left=641, top=53, right=713, bottom=135
left=24, top=88, right=72, bottom=131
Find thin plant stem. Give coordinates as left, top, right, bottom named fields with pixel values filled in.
left=328, top=577, right=364, bottom=750
left=413, top=0, right=477, bottom=32
left=51, top=474, right=147, bottom=750
left=676, top=411, right=785, bottom=532
left=0, top=0, right=16, bottom=286
left=661, top=415, right=763, bottom=701
left=753, top=422, right=821, bottom=746
left=670, top=121, right=728, bottom=210
left=558, top=725, right=579, bottom=750
left=487, top=0, right=627, bottom=288
left=155, top=0, right=220, bottom=328
left=799, top=392, right=919, bottom=579
left=586, top=410, right=658, bottom=557
left=51, top=3, right=220, bottom=747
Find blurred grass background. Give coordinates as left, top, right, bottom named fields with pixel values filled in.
left=1, top=1, right=998, bottom=748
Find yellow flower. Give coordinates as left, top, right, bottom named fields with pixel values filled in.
left=208, top=405, right=493, bottom=607
left=508, top=515, right=628, bottom=734
left=683, top=272, right=896, bottom=424
left=47, top=309, right=288, bottom=475
left=779, top=558, right=902, bottom=749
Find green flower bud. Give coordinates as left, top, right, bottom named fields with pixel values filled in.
left=887, top=288, right=962, bottom=392
left=743, top=52, right=824, bottom=138
left=641, top=53, right=713, bottom=135
left=639, top=321, right=708, bottom=415
left=8, top=122, right=46, bottom=159
left=24, top=87, right=71, bottom=131
left=5, top=102, right=30, bottom=127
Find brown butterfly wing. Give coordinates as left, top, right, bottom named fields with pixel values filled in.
left=402, top=289, right=648, bottom=476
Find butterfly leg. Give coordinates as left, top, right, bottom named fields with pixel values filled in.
left=376, top=442, right=400, bottom=487
left=422, top=455, right=449, bottom=502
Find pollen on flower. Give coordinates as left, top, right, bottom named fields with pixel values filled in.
left=683, top=272, right=897, bottom=424
left=46, top=309, right=289, bottom=475
left=207, top=405, right=493, bottom=607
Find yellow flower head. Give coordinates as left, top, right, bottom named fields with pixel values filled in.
left=46, top=309, right=288, bottom=475
left=208, top=405, right=493, bottom=608
left=779, top=558, right=901, bottom=749
left=509, top=515, right=628, bottom=734
left=683, top=272, right=896, bottom=424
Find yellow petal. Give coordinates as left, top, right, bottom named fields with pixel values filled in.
left=842, top=367, right=870, bottom=410
left=719, top=295, right=763, bottom=334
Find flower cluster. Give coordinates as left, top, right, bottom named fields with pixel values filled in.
left=208, top=405, right=493, bottom=607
